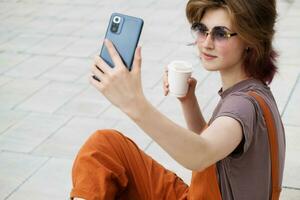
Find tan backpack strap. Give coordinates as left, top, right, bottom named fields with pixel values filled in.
left=248, top=91, right=281, bottom=200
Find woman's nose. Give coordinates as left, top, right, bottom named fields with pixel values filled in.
left=201, top=34, right=214, bottom=49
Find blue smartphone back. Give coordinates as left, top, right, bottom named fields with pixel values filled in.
left=100, top=13, right=144, bottom=71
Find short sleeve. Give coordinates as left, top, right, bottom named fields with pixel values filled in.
left=214, top=93, right=257, bottom=156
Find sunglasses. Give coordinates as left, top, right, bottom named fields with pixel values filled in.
left=189, top=22, right=237, bottom=45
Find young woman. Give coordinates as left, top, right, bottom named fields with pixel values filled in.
left=70, top=0, right=285, bottom=199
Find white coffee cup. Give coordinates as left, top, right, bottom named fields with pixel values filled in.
left=167, top=60, right=193, bottom=97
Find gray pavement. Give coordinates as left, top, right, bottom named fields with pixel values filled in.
left=0, top=0, right=299, bottom=199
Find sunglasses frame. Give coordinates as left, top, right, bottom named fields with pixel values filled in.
left=191, top=22, right=238, bottom=42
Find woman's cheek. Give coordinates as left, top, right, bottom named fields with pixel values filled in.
left=217, top=43, right=243, bottom=67
left=216, top=43, right=231, bottom=58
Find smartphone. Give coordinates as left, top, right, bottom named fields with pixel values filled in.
left=99, top=13, right=144, bottom=71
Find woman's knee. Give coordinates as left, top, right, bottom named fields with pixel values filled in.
left=88, top=129, right=124, bottom=143
left=72, top=129, right=125, bottom=173
left=79, top=129, right=126, bottom=152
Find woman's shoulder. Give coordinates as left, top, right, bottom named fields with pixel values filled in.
left=222, top=78, right=274, bottom=109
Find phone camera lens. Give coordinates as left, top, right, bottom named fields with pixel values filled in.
left=111, top=16, right=121, bottom=33
left=113, top=16, right=121, bottom=24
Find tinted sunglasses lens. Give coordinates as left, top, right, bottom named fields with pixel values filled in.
left=212, top=27, right=227, bottom=41
left=198, top=27, right=207, bottom=39
left=193, top=24, right=207, bottom=40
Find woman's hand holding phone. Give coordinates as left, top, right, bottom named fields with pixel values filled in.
left=91, top=39, right=145, bottom=115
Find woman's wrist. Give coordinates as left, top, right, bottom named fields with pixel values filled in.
left=123, top=94, right=150, bottom=122
left=178, top=94, right=197, bottom=106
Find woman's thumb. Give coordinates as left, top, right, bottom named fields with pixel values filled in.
left=188, top=77, right=197, bottom=89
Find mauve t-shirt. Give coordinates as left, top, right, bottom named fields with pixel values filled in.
left=208, top=78, right=285, bottom=200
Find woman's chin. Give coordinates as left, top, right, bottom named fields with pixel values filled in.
left=202, top=64, right=220, bottom=71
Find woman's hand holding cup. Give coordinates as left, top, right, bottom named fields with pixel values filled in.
left=163, top=60, right=197, bottom=102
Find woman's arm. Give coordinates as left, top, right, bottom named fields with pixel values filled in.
left=180, top=95, right=207, bottom=134
left=126, top=95, right=242, bottom=171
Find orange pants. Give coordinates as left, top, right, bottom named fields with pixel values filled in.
left=70, top=129, right=189, bottom=200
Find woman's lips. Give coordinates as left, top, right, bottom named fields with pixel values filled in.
left=202, top=52, right=217, bottom=61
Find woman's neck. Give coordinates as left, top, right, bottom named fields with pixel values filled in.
left=220, top=65, right=249, bottom=91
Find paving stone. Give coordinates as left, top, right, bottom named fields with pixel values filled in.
left=21, top=18, right=62, bottom=35
left=147, top=9, right=182, bottom=26
left=142, top=24, right=179, bottom=44
left=274, top=38, right=300, bottom=65
left=55, top=86, right=111, bottom=117
left=0, top=151, right=47, bottom=199
left=141, top=60, right=166, bottom=89
left=48, top=20, right=87, bottom=36
left=170, top=21, right=193, bottom=42
left=0, top=110, right=29, bottom=134
left=0, top=2, right=13, bottom=16
left=38, top=57, right=90, bottom=82
left=57, top=37, right=99, bottom=58
left=59, top=6, right=101, bottom=21
left=143, top=87, right=167, bottom=106
left=32, top=117, right=117, bottom=159
left=5, top=55, right=64, bottom=78
left=151, top=0, right=184, bottom=10
left=270, top=66, right=299, bottom=114
left=6, top=158, right=73, bottom=200
left=281, top=188, right=300, bottom=200
left=0, top=34, right=47, bottom=53
left=276, top=16, right=300, bottom=34
left=99, top=104, right=132, bottom=121
left=120, top=0, right=155, bottom=9
left=0, top=78, right=49, bottom=110
left=0, top=52, right=30, bottom=74
left=75, top=71, right=90, bottom=84
left=277, top=0, right=293, bottom=18
left=26, top=4, right=69, bottom=20
left=294, top=0, right=300, bottom=8
left=71, top=21, right=106, bottom=38
left=282, top=76, right=300, bottom=126
left=141, top=42, right=178, bottom=62
left=60, top=4, right=128, bottom=21
left=38, top=0, right=72, bottom=5
left=0, top=32, right=19, bottom=46
left=78, top=6, right=122, bottom=22
left=16, top=82, right=86, bottom=113
left=25, top=35, right=77, bottom=55
left=70, top=0, right=103, bottom=6
left=0, top=113, right=70, bottom=153
left=0, top=16, right=35, bottom=34
left=283, top=125, right=300, bottom=188
left=124, top=6, right=155, bottom=22
left=0, top=76, right=12, bottom=87
left=287, top=4, right=300, bottom=17
left=3, top=3, right=39, bottom=18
